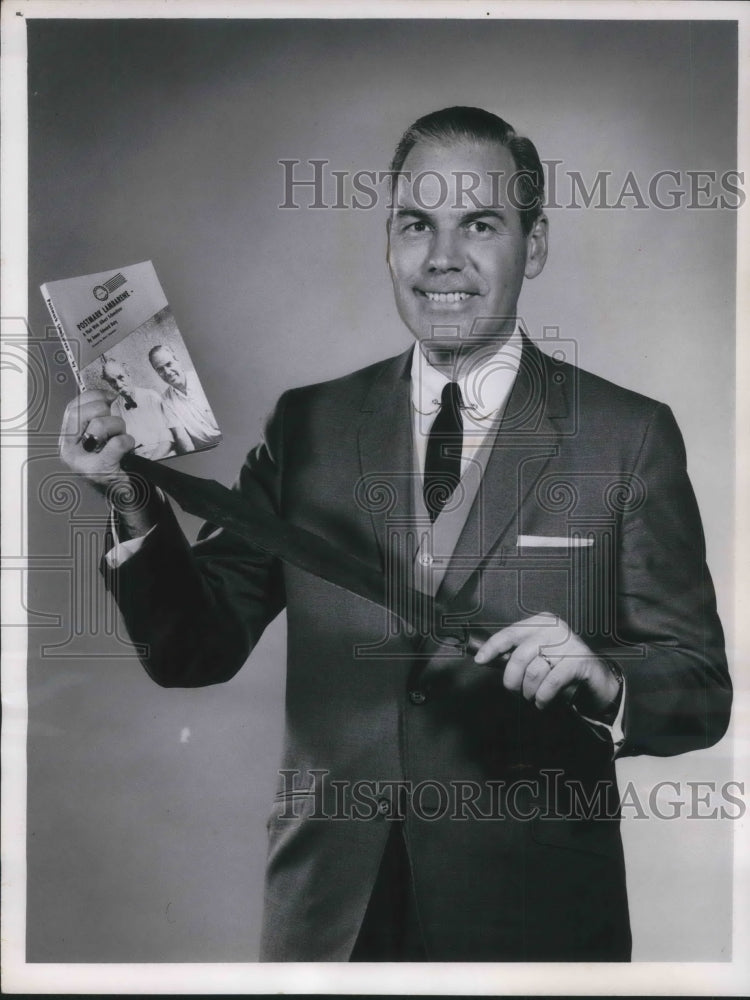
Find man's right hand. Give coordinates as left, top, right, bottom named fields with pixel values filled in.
left=59, top=390, right=161, bottom=539
left=59, top=389, right=134, bottom=487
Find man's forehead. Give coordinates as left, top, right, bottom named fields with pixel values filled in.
left=394, top=138, right=518, bottom=211
left=400, top=135, right=514, bottom=169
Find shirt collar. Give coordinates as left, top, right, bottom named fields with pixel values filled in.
left=410, top=323, right=523, bottom=426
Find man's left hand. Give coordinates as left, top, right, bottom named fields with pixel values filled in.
left=474, top=612, right=621, bottom=719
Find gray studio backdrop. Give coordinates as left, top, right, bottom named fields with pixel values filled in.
left=26, top=19, right=736, bottom=961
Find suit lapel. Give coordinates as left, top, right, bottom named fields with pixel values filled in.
left=436, top=336, right=567, bottom=608
left=357, top=347, right=415, bottom=566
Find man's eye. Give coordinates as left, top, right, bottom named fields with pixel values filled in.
left=468, top=220, right=495, bottom=234
left=404, top=220, right=430, bottom=233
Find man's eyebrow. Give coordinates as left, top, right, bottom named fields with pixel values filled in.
left=393, top=208, right=433, bottom=221
left=462, top=208, right=508, bottom=223
left=392, top=207, right=508, bottom=223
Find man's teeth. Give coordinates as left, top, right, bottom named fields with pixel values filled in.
left=423, top=291, right=472, bottom=303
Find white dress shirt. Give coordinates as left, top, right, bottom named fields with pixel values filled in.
left=410, top=323, right=523, bottom=476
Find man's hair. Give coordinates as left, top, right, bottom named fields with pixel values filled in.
left=101, top=354, right=125, bottom=380
left=389, top=106, right=545, bottom=235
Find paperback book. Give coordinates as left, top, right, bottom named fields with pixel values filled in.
left=41, top=260, right=221, bottom=460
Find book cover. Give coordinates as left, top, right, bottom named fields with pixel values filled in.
left=41, top=260, right=222, bottom=461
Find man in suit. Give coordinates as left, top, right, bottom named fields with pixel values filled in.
left=59, top=107, right=731, bottom=962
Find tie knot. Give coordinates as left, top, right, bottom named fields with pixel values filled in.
left=441, top=381, right=462, bottom=413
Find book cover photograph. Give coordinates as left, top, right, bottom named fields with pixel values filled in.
left=41, top=260, right=222, bottom=460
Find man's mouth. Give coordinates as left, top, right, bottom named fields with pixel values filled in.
left=418, top=290, right=476, bottom=304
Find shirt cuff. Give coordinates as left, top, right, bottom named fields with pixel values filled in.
left=104, top=529, right=155, bottom=569
left=103, top=487, right=164, bottom=569
left=574, top=676, right=627, bottom=758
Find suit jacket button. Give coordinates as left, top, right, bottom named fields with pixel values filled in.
left=409, top=689, right=427, bottom=705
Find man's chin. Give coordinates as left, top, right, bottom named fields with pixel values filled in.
left=418, top=338, right=462, bottom=357
left=415, top=330, right=506, bottom=354
left=412, top=322, right=471, bottom=345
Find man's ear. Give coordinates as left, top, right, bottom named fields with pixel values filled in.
left=524, top=213, right=548, bottom=279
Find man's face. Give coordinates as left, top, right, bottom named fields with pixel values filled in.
left=150, top=348, right=184, bottom=388
left=102, top=361, right=132, bottom=395
left=386, top=138, right=547, bottom=353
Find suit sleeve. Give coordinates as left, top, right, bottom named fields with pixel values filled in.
left=613, top=403, right=731, bottom=756
left=101, top=394, right=289, bottom=687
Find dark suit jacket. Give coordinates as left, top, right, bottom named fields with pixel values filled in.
left=107, top=335, right=731, bottom=961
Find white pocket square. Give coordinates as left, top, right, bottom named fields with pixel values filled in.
left=516, top=535, right=594, bottom=548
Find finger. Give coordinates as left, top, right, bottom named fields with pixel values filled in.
left=473, top=613, right=559, bottom=665
left=61, top=391, right=114, bottom=438
left=60, top=416, right=135, bottom=479
left=474, top=620, right=540, bottom=664
left=77, top=415, right=127, bottom=451
left=521, top=654, right=555, bottom=701
left=474, top=628, right=516, bottom=665
left=100, top=432, right=137, bottom=463
left=503, top=635, right=551, bottom=693
left=534, top=658, right=583, bottom=710
left=65, top=388, right=112, bottom=414
left=77, top=388, right=112, bottom=404
left=81, top=433, right=137, bottom=481
left=60, top=416, right=126, bottom=464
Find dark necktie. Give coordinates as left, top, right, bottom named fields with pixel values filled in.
left=423, top=381, right=463, bottom=522
left=122, top=393, right=137, bottom=410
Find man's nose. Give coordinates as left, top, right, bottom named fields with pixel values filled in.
left=427, top=229, right=464, bottom=271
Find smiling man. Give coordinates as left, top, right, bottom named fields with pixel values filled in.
left=60, top=106, right=730, bottom=962
left=148, top=344, right=222, bottom=452
left=387, top=132, right=546, bottom=349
